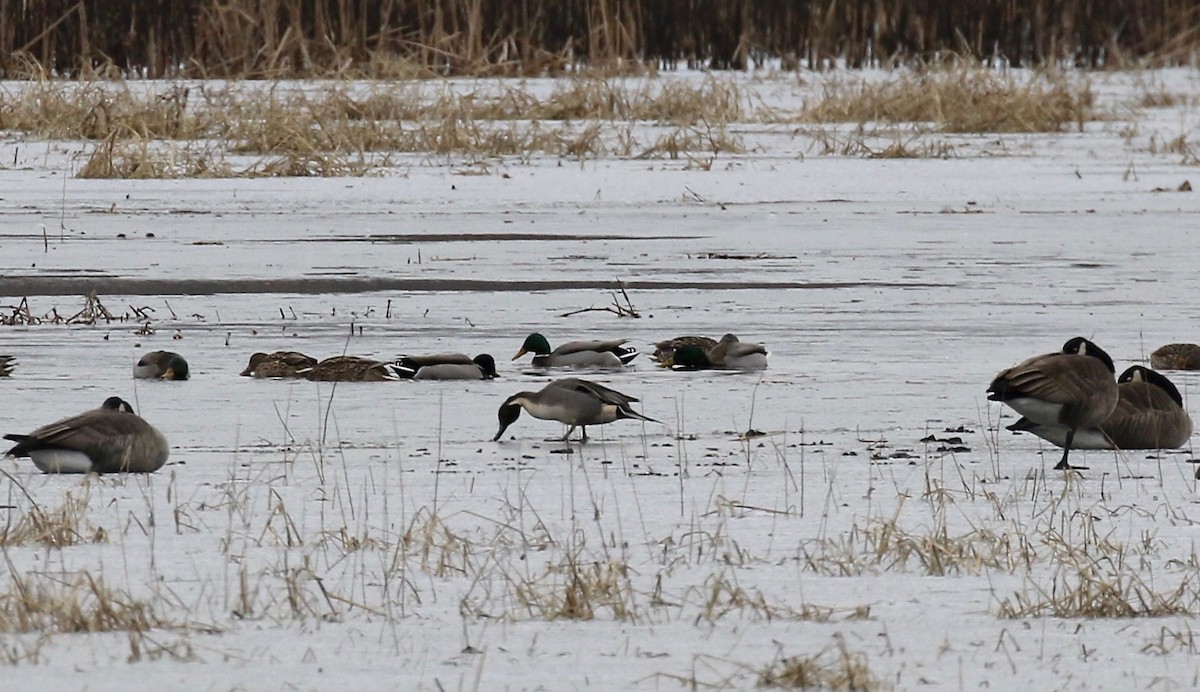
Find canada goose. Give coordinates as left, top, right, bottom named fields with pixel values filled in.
left=0, top=355, right=15, bottom=376
left=512, top=333, right=638, bottom=367
left=4, top=397, right=169, bottom=474
left=667, top=334, right=769, bottom=371
left=652, top=336, right=719, bottom=363
left=307, top=355, right=401, bottom=382
left=1150, top=343, right=1200, bottom=371
left=493, top=378, right=657, bottom=441
left=1008, top=366, right=1193, bottom=450
left=395, top=353, right=499, bottom=380
left=133, top=351, right=189, bottom=380
left=240, top=351, right=317, bottom=378
left=987, top=336, right=1118, bottom=470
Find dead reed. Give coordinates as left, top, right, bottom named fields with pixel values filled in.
left=757, top=637, right=882, bottom=690
left=0, top=492, right=106, bottom=548
left=2, top=1, right=1198, bottom=78
left=801, top=66, right=1095, bottom=133
left=0, top=572, right=164, bottom=633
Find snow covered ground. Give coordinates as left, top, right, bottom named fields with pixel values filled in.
left=1, top=68, right=1200, bottom=689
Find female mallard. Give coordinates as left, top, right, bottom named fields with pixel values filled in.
left=0, top=355, right=15, bottom=376
left=651, top=336, right=718, bottom=363
left=668, top=334, right=769, bottom=371
left=1008, top=365, right=1192, bottom=450
left=987, top=336, right=1118, bottom=470
left=240, top=351, right=317, bottom=378
left=513, top=333, right=637, bottom=368
left=395, top=353, right=499, bottom=380
left=494, top=377, right=657, bottom=441
left=307, top=355, right=401, bottom=382
left=4, top=396, right=169, bottom=473
left=1150, top=343, right=1200, bottom=370
left=133, top=351, right=190, bottom=380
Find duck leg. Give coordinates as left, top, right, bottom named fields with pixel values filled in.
left=561, top=425, right=577, bottom=442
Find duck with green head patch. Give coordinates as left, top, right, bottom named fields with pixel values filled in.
left=395, top=353, right=500, bottom=380
left=4, top=396, right=169, bottom=474
left=666, top=334, right=768, bottom=371
left=134, top=351, right=190, bottom=380
left=513, top=333, right=637, bottom=368
left=494, top=377, right=657, bottom=442
left=651, top=335, right=718, bottom=364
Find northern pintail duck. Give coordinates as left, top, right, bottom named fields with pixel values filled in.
left=240, top=351, right=317, bottom=378
left=1150, top=343, right=1200, bottom=371
left=1008, top=365, right=1192, bottom=451
left=395, top=353, right=499, bottom=380
left=987, top=336, right=1118, bottom=470
left=494, top=378, right=657, bottom=441
left=513, top=333, right=637, bottom=367
left=307, top=355, right=401, bottom=382
left=133, top=351, right=189, bottom=380
left=4, top=396, right=169, bottom=473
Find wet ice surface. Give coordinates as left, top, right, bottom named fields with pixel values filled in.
left=2, top=70, right=1200, bottom=689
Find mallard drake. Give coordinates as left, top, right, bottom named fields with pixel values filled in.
left=1150, top=343, right=1200, bottom=370
left=652, top=336, right=718, bottom=363
left=987, top=336, right=1118, bottom=470
left=494, top=377, right=657, bottom=441
left=0, top=355, right=15, bottom=376
left=1008, top=366, right=1192, bottom=450
left=240, top=351, right=317, bottom=378
left=668, top=334, right=768, bottom=371
left=307, top=355, right=401, bottom=382
left=4, top=396, right=169, bottom=473
left=513, top=333, right=637, bottom=367
left=395, top=353, right=499, bottom=380
left=133, top=351, right=189, bottom=380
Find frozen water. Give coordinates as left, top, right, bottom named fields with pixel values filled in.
left=0, top=68, right=1199, bottom=689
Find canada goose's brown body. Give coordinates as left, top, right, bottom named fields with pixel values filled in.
left=4, top=397, right=169, bottom=474
left=1009, top=366, right=1192, bottom=450
left=988, top=337, right=1118, bottom=470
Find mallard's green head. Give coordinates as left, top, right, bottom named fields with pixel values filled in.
left=164, top=355, right=190, bottom=380
left=513, top=333, right=551, bottom=360
left=672, top=345, right=711, bottom=371
left=474, top=354, right=500, bottom=378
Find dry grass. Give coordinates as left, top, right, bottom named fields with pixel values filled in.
left=510, top=553, right=637, bottom=622
left=801, top=66, right=1095, bottom=133
left=757, top=637, right=883, bottom=690
left=3, top=1, right=1198, bottom=78
left=0, top=492, right=107, bottom=548
left=0, top=572, right=164, bottom=633
left=997, top=569, right=1200, bottom=619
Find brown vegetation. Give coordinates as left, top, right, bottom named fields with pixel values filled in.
left=2, top=1, right=1199, bottom=78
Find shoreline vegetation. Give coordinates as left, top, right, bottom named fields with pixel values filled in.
left=2, top=1, right=1198, bottom=79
